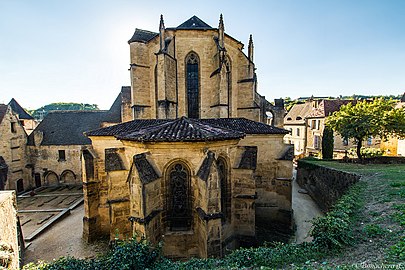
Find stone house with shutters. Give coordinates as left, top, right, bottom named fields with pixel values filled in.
left=283, top=101, right=313, bottom=155
left=305, top=99, right=380, bottom=158
left=0, top=104, right=31, bottom=192
left=380, top=93, right=405, bottom=156
left=82, top=15, right=293, bottom=259
left=26, top=87, right=131, bottom=188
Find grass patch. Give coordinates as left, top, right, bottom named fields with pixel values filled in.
left=23, top=160, right=405, bottom=269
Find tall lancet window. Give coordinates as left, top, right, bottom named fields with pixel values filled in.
left=217, top=157, right=231, bottom=224
left=168, top=162, right=191, bottom=231
left=225, top=59, right=232, bottom=116
left=186, top=52, right=200, bottom=118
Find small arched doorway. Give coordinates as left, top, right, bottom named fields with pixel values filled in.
left=60, top=170, right=76, bottom=184
left=44, top=171, right=59, bottom=186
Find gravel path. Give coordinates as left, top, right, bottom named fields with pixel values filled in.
left=292, top=169, right=323, bottom=243
left=23, top=205, right=108, bottom=265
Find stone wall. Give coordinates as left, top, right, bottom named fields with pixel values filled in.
left=129, top=26, right=270, bottom=122
left=296, top=160, right=361, bottom=211
left=0, top=191, right=19, bottom=270
left=27, top=145, right=83, bottom=187
left=0, top=106, right=31, bottom=192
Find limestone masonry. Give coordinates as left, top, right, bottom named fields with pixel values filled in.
left=82, top=15, right=293, bottom=259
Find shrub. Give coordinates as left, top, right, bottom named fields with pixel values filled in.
left=347, top=147, right=384, bottom=158
left=322, top=127, right=334, bottom=159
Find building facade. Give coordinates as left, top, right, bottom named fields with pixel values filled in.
left=129, top=15, right=285, bottom=125
left=26, top=87, right=131, bottom=188
left=0, top=104, right=31, bottom=192
left=82, top=15, right=293, bottom=259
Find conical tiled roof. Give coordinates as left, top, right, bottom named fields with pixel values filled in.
left=116, top=116, right=244, bottom=142
left=86, top=117, right=289, bottom=142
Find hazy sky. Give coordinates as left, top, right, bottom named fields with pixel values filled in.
left=1, top=0, right=404, bottom=110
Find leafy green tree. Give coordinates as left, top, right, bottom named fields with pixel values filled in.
left=32, top=102, right=99, bottom=120
left=326, top=99, right=405, bottom=160
left=321, top=126, right=334, bottom=159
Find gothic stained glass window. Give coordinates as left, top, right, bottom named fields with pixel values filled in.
left=217, top=158, right=231, bottom=224
left=168, top=163, right=191, bottom=230
left=186, top=53, right=199, bottom=119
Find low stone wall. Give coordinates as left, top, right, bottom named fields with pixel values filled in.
left=296, top=160, right=361, bottom=212
left=0, top=191, right=19, bottom=270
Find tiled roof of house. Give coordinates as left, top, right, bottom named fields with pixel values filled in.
left=8, top=98, right=34, bottom=120
left=86, top=117, right=288, bottom=142
left=0, top=104, right=8, bottom=125
left=175, top=16, right=212, bottom=30
left=201, top=118, right=288, bottom=134
left=104, top=86, right=131, bottom=123
left=116, top=117, right=245, bottom=142
left=306, top=100, right=354, bottom=118
left=27, top=110, right=112, bottom=146
left=284, top=102, right=313, bottom=125
left=128, top=29, right=158, bottom=44
left=27, top=87, right=127, bottom=146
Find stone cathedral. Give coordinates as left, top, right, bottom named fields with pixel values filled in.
left=82, top=15, right=293, bottom=259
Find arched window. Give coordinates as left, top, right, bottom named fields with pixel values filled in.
left=168, top=163, right=191, bottom=231
left=217, top=158, right=231, bottom=223
left=186, top=52, right=199, bottom=118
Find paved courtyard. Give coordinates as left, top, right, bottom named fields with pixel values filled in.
left=18, top=185, right=83, bottom=242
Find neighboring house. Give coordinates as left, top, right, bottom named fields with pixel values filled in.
left=305, top=99, right=380, bottom=157
left=8, top=98, right=36, bottom=135
left=0, top=104, right=31, bottom=192
left=283, top=101, right=313, bottom=155
left=26, top=87, right=131, bottom=187
left=82, top=15, right=293, bottom=259
left=380, top=93, right=405, bottom=156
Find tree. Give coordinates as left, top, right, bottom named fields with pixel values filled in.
left=322, top=126, right=334, bottom=159
left=326, top=99, right=405, bottom=160
left=32, top=102, right=99, bottom=120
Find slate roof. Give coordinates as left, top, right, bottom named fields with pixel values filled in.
left=27, top=87, right=128, bottom=146
left=128, top=29, right=158, bottom=44
left=284, top=102, right=313, bottom=125
left=27, top=111, right=112, bottom=146
left=306, top=100, right=354, bottom=118
left=0, top=104, right=8, bottom=125
left=129, top=16, right=214, bottom=44
left=8, top=98, right=33, bottom=120
left=86, top=117, right=288, bottom=142
left=175, top=15, right=213, bottom=30
left=104, top=86, right=131, bottom=123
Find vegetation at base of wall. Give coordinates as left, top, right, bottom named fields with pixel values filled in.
left=321, top=126, right=334, bottom=159
left=23, top=175, right=365, bottom=269
left=24, top=160, right=405, bottom=269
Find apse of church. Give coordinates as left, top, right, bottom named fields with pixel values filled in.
left=82, top=15, right=293, bottom=259
left=129, top=15, right=283, bottom=125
